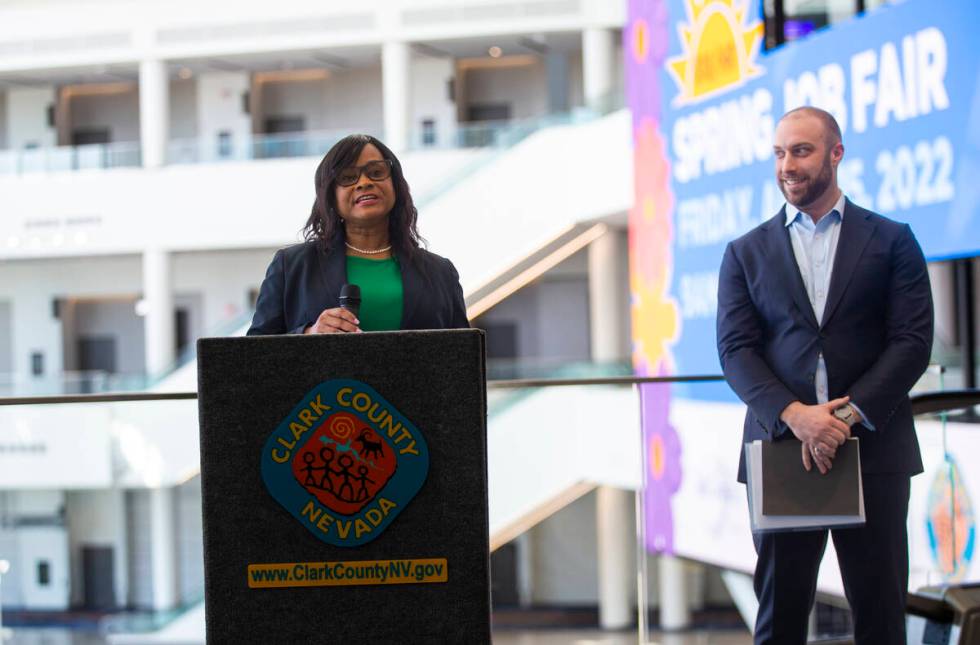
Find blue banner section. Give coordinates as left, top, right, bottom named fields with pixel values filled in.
left=664, top=0, right=980, bottom=383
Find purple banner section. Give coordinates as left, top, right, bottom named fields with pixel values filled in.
left=627, top=0, right=682, bottom=554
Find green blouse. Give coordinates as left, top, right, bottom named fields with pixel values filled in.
left=345, top=255, right=404, bottom=331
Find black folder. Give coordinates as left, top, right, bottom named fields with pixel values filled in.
left=746, top=437, right=865, bottom=532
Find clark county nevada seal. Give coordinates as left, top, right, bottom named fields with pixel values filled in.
left=261, top=379, right=429, bottom=547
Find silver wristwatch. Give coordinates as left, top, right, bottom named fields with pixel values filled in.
left=833, top=404, right=854, bottom=424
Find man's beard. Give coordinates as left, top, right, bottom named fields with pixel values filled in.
left=780, top=152, right=834, bottom=210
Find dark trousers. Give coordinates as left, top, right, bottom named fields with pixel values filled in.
left=752, top=474, right=911, bottom=645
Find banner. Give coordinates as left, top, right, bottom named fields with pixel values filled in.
left=627, top=0, right=979, bottom=593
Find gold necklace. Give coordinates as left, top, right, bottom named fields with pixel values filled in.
left=345, top=241, right=392, bottom=255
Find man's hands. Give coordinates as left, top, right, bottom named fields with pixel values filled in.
left=779, top=396, right=852, bottom=475
left=304, top=308, right=361, bottom=334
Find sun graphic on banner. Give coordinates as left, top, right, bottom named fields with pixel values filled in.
left=666, top=0, right=764, bottom=105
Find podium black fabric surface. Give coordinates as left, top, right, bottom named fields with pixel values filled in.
left=197, top=330, right=489, bottom=644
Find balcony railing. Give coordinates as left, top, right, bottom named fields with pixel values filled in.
left=0, top=90, right=626, bottom=176
left=0, top=141, right=141, bottom=175
left=166, top=128, right=382, bottom=165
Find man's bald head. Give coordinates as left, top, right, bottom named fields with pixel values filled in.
left=779, top=106, right=842, bottom=146
left=773, top=106, right=845, bottom=213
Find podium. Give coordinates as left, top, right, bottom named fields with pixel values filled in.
left=197, top=330, right=490, bottom=644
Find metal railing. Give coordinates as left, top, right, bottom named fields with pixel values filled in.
left=0, top=373, right=718, bottom=406
left=0, top=141, right=141, bottom=174
left=0, top=370, right=149, bottom=399
left=5, top=374, right=975, bottom=408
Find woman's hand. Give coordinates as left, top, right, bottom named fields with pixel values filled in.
left=304, top=308, right=361, bottom=334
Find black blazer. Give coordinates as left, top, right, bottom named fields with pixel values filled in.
left=247, top=241, right=469, bottom=335
left=716, top=199, right=934, bottom=482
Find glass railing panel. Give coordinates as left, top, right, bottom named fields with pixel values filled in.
left=0, top=149, right=16, bottom=174
left=485, top=357, right=630, bottom=382
left=104, top=142, right=141, bottom=169
left=144, top=311, right=254, bottom=389
left=635, top=367, right=980, bottom=642
left=408, top=90, right=625, bottom=155
left=74, top=144, right=106, bottom=170
left=411, top=98, right=626, bottom=208
left=0, top=97, right=628, bottom=176
left=634, top=376, right=755, bottom=639
left=0, top=395, right=203, bottom=637
left=44, top=146, right=75, bottom=172
left=0, top=370, right=150, bottom=398
left=485, top=359, right=632, bottom=417
left=909, top=367, right=978, bottom=594
left=0, top=142, right=142, bottom=175
left=17, top=148, right=46, bottom=173
left=166, top=128, right=381, bottom=165
left=0, top=313, right=252, bottom=398
left=0, top=367, right=975, bottom=642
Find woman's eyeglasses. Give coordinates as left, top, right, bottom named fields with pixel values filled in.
left=335, top=159, right=392, bottom=187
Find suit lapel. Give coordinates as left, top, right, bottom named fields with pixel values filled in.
left=317, top=243, right=348, bottom=311
left=820, top=199, right=876, bottom=328
left=396, top=250, right=422, bottom=328
left=767, top=208, right=819, bottom=329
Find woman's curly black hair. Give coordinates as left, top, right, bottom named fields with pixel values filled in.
left=303, top=134, right=424, bottom=261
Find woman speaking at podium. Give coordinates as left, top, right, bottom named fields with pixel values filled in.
left=247, top=134, right=469, bottom=335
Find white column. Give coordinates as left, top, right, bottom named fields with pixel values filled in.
left=659, top=555, right=691, bottom=630
left=382, top=41, right=411, bottom=152
left=139, top=59, right=169, bottom=168
left=515, top=532, right=534, bottom=607
left=582, top=27, right=617, bottom=109
left=597, top=487, right=634, bottom=629
left=148, top=488, right=178, bottom=611
left=590, top=228, right=633, bottom=628
left=143, top=248, right=174, bottom=377
left=588, top=229, right=626, bottom=363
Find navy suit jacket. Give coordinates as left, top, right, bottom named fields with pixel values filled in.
left=716, top=199, right=933, bottom=482
left=247, top=241, right=469, bottom=335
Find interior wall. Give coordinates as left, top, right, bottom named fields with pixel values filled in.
left=475, top=251, right=592, bottom=366
left=461, top=57, right=549, bottom=121
left=169, top=78, right=198, bottom=140
left=257, top=66, right=383, bottom=135
left=68, top=87, right=140, bottom=143
left=72, top=298, right=145, bottom=375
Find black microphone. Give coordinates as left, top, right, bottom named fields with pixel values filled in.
left=339, top=284, right=361, bottom=318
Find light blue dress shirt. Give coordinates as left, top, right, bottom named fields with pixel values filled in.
left=785, top=193, right=874, bottom=429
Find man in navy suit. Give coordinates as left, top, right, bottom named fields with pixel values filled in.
left=716, top=106, right=934, bottom=645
